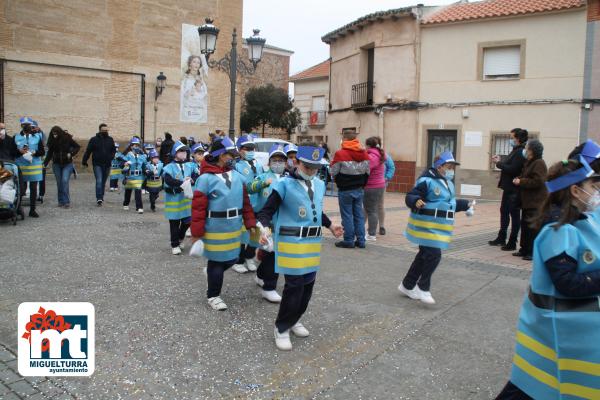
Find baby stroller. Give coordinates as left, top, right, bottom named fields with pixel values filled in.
left=0, top=160, right=22, bottom=225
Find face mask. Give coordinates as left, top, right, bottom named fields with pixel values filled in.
left=0, top=129, right=5, bottom=138
left=244, top=151, right=255, bottom=161
left=444, top=170, right=455, bottom=180
left=522, top=149, right=528, bottom=159
left=134, top=147, right=143, bottom=154
left=287, top=159, right=294, bottom=167
left=297, top=168, right=316, bottom=181
left=270, top=161, right=285, bottom=175
left=578, top=188, right=600, bottom=211
left=509, top=139, right=516, bottom=147
left=225, top=158, right=236, bottom=169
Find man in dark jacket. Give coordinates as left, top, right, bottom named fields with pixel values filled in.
left=489, top=128, right=528, bottom=250
left=159, top=132, right=174, bottom=165
left=0, top=122, right=18, bottom=161
left=82, top=123, right=115, bottom=206
left=330, top=130, right=370, bottom=249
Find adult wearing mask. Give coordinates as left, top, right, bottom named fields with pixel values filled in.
left=489, top=128, right=528, bottom=251
left=82, top=123, right=116, bottom=206
left=159, top=132, right=174, bottom=165
left=330, top=130, right=370, bottom=249
left=15, top=117, right=45, bottom=218
left=0, top=122, right=18, bottom=161
left=512, top=139, right=547, bottom=261
left=43, top=126, right=81, bottom=208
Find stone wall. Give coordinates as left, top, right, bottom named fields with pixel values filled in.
left=0, top=0, right=243, bottom=144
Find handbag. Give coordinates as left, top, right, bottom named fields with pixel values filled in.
left=0, top=180, right=16, bottom=205
left=181, top=179, right=194, bottom=199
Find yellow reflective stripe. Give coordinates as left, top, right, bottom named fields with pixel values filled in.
left=278, top=242, right=322, bottom=254
left=516, top=331, right=557, bottom=361
left=164, top=205, right=191, bottom=212
left=204, top=230, right=242, bottom=240
left=19, top=165, right=42, bottom=170
left=561, top=383, right=600, bottom=399
left=406, top=228, right=452, bottom=243
left=165, top=200, right=191, bottom=206
left=513, top=354, right=559, bottom=389
left=408, top=217, right=454, bottom=232
left=22, top=171, right=42, bottom=176
left=278, top=256, right=320, bottom=268
left=559, top=359, right=600, bottom=377
left=146, top=182, right=162, bottom=188
left=204, top=242, right=240, bottom=252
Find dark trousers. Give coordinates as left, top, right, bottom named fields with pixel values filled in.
left=20, top=180, right=37, bottom=211
left=109, top=178, right=119, bottom=189
left=238, top=244, right=256, bottom=263
left=93, top=165, right=111, bottom=201
left=207, top=259, right=235, bottom=298
left=169, top=218, right=190, bottom=248
left=149, top=191, right=160, bottom=210
left=257, top=250, right=279, bottom=291
left=519, top=208, right=538, bottom=256
left=38, top=167, right=46, bottom=197
left=402, top=246, right=442, bottom=291
left=123, top=189, right=143, bottom=209
left=499, top=190, right=521, bottom=244
left=275, top=273, right=316, bottom=333
left=495, top=381, right=532, bottom=400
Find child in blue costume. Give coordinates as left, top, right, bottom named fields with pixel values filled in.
left=496, top=156, right=600, bottom=400
left=14, top=117, right=45, bottom=218
left=144, top=149, right=163, bottom=212
left=258, top=142, right=343, bottom=351
left=400, top=151, right=473, bottom=305
left=232, top=134, right=264, bottom=274
left=31, top=120, right=47, bottom=204
left=163, top=141, right=195, bottom=255
left=248, top=144, right=289, bottom=304
left=190, top=137, right=257, bottom=310
left=284, top=143, right=298, bottom=173
left=122, top=136, right=147, bottom=213
left=109, top=143, right=124, bottom=192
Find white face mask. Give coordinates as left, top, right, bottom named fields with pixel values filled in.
left=270, top=161, right=285, bottom=175
left=0, top=129, right=5, bottom=139
left=297, top=168, right=316, bottom=181
left=579, top=187, right=600, bottom=212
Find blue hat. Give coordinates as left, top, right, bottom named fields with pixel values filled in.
left=148, top=149, right=159, bottom=158
left=269, top=144, right=287, bottom=160
left=284, top=144, right=298, bottom=154
left=236, top=135, right=255, bottom=150
left=434, top=151, right=460, bottom=168
left=171, top=141, right=189, bottom=157
left=297, top=145, right=325, bottom=167
left=130, top=137, right=141, bottom=145
left=546, top=156, right=600, bottom=193
left=210, top=137, right=237, bottom=158
left=581, top=140, right=600, bottom=164
left=191, top=143, right=204, bottom=154
left=19, top=117, right=33, bottom=125
left=31, top=120, right=38, bottom=127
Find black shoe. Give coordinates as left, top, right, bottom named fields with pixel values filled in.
left=512, top=250, right=524, bottom=257
left=335, top=241, right=355, bottom=249
left=488, top=237, right=506, bottom=246
left=29, top=210, right=39, bottom=218
left=97, top=200, right=103, bottom=207
left=522, top=255, right=533, bottom=261
left=379, top=227, right=386, bottom=236
left=151, top=206, right=156, bottom=212
left=501, top=242, right=517, bottom=251
left=37, top=196, right=43, bottom=204
left=354, top=240, right=366, bottom=249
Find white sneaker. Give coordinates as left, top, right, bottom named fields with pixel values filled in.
left=291, top=322, right=310, bottom=338
left=208, top=296, right=227, bottom=311
left=398, top=283, right=420, bottom=300
left=274, top=327, right=292, bottom=351
left=123, top=205, right=129, bottom=211
left=185, top=228, right=192, bottom=237
left=261, top=290, right=282, bottom=303
left=245, top=257, right=259, bottom=272
left=365, top=235, right=377, bottom=241
left=137, top=208, right=144, bottom=214
left=254, top=275, right=264, bottom=287
left=179, top=242, right=185, bottom=250
left=418, top=289, right=436, bottom=305
left=231, top=263, right=248, bottom=274
left=171, top=247, right=182, bottom=255
left=142, top=189, right=147, bottom=194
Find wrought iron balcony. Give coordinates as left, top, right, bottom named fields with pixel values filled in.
left=307, top=110, right=326, bottom=126
left=351, top=81, right=375, bottom=108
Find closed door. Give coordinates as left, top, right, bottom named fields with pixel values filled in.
left=427, top=130, right=457, bottom=168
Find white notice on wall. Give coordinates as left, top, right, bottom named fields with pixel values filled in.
left=464, top=131, right=483, bottom=147
left=461, top=184, right=482, bottom=197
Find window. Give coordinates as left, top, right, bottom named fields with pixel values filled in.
left=478, top=40, right=525, bottom=81
left=309, top=96, right=326, bottom=125
left=490, top=132, right=538, bottom=170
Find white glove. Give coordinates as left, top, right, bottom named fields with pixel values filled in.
left=466, top=200, right=476, bottom=217
left=22, top=152, right=33, bottom=163
left=189, top=240, right=205, bottom=258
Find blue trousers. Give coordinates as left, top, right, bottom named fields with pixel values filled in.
left=52, top=163, right=74, bottom=205
left=337, top=188, right=365, bottom=245
left=93, top=165, right=110, bottom=201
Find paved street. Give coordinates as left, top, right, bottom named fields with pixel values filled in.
left=0, top=174, right=529, bottom=399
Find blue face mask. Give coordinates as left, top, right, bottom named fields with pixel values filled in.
left=445, top=170, right=455, bottom=180
left=244, top=151, right=255, bottom=161
left=225, top=158, right=236, bottom=169
left=522, top=149, right=528, bottom=159
left=509, top=139, right=516, bottom=147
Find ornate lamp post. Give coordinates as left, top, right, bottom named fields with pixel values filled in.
left=198, top=18, right=266, bottom=138
left=153, top=72, right=167, bottom=142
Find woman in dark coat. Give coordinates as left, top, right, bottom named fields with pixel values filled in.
left=512, top=139, right=547, bottom=260
left=44, top=126, right=80, bottom=208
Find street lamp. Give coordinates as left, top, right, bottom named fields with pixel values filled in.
left=198, top=18, right=266, bottom=138
left=153, top=72, right=167, bottom=142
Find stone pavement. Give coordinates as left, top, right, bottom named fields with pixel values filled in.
left=0, top=174, right=530, bottom=399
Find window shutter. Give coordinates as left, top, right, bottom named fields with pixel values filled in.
left=483, top=46, right=520, bottom=78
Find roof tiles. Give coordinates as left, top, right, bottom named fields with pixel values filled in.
left=289, top=59, right=330, bottom=82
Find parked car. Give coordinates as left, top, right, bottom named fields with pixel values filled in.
left=253, top=138, right=291, bottom=167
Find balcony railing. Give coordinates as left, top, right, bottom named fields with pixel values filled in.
left=351, top=81, right=375, bottom=108
left=307, top=110, right=326, bottom=126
